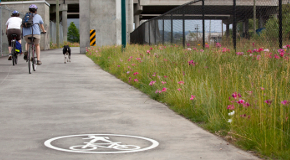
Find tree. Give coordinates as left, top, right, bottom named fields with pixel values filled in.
left=67, top=22, right=80, bottom=42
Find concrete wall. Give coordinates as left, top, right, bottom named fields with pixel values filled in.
left=80, top=0, right=122, bottom=53
left=1, top=1, right=50, bottom=50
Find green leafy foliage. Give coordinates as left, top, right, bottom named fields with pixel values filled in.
left=67, top=22, right=80, bottom=43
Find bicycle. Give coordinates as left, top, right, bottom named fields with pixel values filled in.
left=10, top=34, right=19, bottom=66
left=69, top=136, right=141, bottom=151
left=26, top=32, right=46, bottom=74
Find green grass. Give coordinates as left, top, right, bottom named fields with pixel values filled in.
left=86, top=43, right=290, bottom=159
left=50, top=41, right=80, bottom=49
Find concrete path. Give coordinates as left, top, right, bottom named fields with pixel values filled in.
left=0, top=47, right=259, bottom=160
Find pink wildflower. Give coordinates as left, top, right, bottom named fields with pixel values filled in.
left=149, top=81, right=156, bottom=86
left=232, top=92, right=238, bottom=99
left=237, top=99, right=245, bottom=104
left=281, top=100, right=289, bottom=105
left=134, top=79, right=138, bottom=82
left=261, top=87, right=265, bottom=90
left=265, top=100, right=272, bottom=105
left=117, top=65, right=120, bottom=67
left=178, top=81, right=185, bottom=84
left=133, top=72, right=139, bottom=76
left=162, top=88, right=167, bottom=92
left=216, top=43, right=221, bottom=47
left=146, top=50, right=150, bottom=54
left=227, top=104, right=235, bottom=110
left=188, top=60, right=195, bottom=66
left=178, top=88, right=181, bottom=91
left=243, top=102, right=250, bottom=107
left=162, top=81, right=167, bottom=84
left=190, top=95, right=196, bottom=100
left=247, top=49, right=253, bottom=53
left=164, top=76, right=167, bottom=78
left=274, top=54, right=280, bottom=59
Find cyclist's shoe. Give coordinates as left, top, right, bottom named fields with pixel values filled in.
left=37, top=60, right=42, bottom=65
left=23, top=51, right=28, bottom=60
left=8, top=54, right=12, bottom=60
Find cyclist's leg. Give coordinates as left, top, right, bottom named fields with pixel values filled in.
left=33, top=35, right=41, bottom=65
left=7, top=30, right=13, bottom=60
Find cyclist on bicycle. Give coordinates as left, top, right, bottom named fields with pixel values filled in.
left=6, top=10, right=22, bottom=60
left=23, top=4, right=46, bottom=65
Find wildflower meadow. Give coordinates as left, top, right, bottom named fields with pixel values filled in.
left=86, top=43, right=290, bottom=159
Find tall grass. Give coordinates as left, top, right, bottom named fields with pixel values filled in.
left=87, top=44, right=290, bottom=159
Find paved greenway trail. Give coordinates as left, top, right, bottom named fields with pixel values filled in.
left=0, top=47, right=259, bottom=160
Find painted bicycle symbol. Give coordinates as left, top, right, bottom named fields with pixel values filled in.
left=44, top=134, right=159, bottom=153
left=69, top=135, right=141, bottom=151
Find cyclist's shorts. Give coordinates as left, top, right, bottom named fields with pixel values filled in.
left=24, top=34, right=41, bottom=44
left=7, top=29, right=21, bottom=46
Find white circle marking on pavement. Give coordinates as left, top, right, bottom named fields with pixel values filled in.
left=44, top=134, right=159, bottom=153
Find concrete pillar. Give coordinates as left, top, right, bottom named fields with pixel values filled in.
left=243, top=19, right=249, bottom=38
left=127, top=0, right=134, bottom=43
left=116, top=0, right=122, bottom=45
left=60, top=4, right=68, bottom=42
left=80, top=0, right=90, bottom=54
left=258, top=13, right=264, bottom=28
left=134, top=15, right=140, bottom=28
left=226, top=23, right=230, bottom=37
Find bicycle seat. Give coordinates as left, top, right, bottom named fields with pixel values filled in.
left=11, top=34, right=18, bottom=38
left=28, top=37, right=37, bottom=40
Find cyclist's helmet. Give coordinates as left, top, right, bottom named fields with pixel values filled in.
left=12, top=10, right=19, bottom=16
left=29, top=4, right=38, bottom=12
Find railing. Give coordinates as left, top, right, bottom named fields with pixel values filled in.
left=131, top=0, right=285, bottom=51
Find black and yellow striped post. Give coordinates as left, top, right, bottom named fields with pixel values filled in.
left=90, top=29, right=96, bottom=46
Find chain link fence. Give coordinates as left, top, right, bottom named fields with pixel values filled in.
left=131, top=0, right=286, bottom=51
left=50, top=21, right=63, bottom=45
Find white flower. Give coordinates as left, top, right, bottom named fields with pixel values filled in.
left=264, top=49, right=270, bottom=52
left=227, top=119, right=232, bottom=123
left=187, top=48, right=192, bottom=51
left=228, top=111, right=235, bottom=116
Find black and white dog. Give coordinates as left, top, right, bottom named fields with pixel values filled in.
left=63, top=45, right=71, bottom=64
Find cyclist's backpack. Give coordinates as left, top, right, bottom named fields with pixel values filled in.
left=15, top=41, right=22, bottom=54
left=22, top=12, right=34, bottom=28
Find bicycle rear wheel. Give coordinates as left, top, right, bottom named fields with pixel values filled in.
left=11, top=42, right=15, bottom=66
left=32, top=46, right=37, bottom=71
left=15, top=53, right=18, bottom=64
left=28, top=45, right=31, bottom=74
